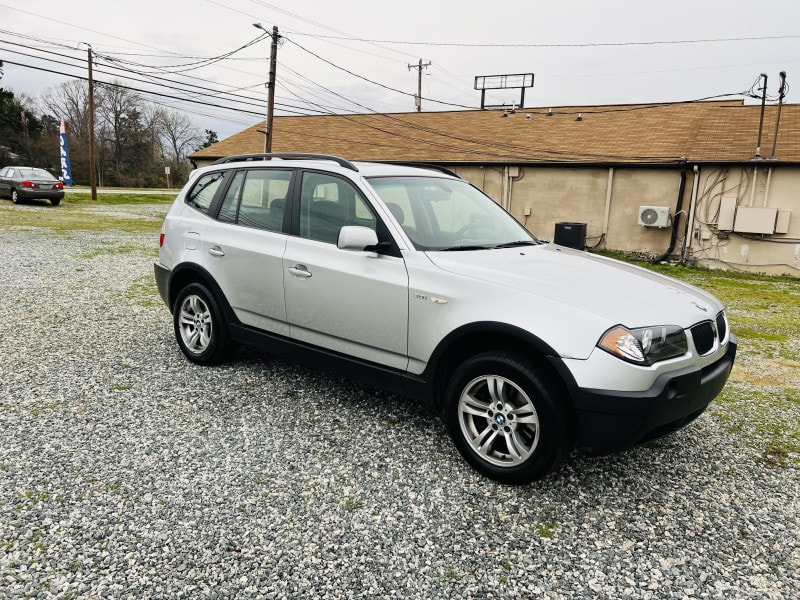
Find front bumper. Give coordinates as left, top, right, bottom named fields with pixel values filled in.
left=571, top=335, right=737, bottom=455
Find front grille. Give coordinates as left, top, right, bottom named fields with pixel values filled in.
left=716, top=311, right=728, bottom=343
left=691, top=321, right=716, bottom=355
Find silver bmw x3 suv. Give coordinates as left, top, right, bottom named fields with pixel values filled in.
left=155, top=153, right=736, bottom=484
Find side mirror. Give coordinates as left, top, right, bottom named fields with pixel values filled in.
left=337, top=226, right=380, bottom=251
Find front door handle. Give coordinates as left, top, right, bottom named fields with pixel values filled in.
left=208, top=246, right=225, bottom=257
left=288, top=264, right=312, bottom=279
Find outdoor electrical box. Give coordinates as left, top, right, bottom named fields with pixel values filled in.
left=733, top=207, right=778, bottom=235
left=775, top=210, right=791, bottom=234
left=718, top=197, right=738, bottom=231
left=553, top=222, right=587, bottom=249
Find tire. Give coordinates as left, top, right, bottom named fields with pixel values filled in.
left=173, top=282, right=231, bottom=365
left=51, top=198, right=61, bottom=206
left=11, top=189, right=20, bottom=204
left=444, top=351, right=574, bottom=484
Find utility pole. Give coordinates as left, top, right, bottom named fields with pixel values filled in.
left=253, top=24, right=280, bottom=153
left=408, top=59, right=430, bottom=112
left=87, top=45, right=97, bottom=201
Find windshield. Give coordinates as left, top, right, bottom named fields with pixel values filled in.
left=19, top=168, right=57, bottom=180
left=367, top=176, right=539, bottom=251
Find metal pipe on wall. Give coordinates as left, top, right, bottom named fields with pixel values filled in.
left=602, top=168, right=614, bottom=242
left=681, top=165, right=702, bottom=264
left=651, top=161, right=688, bottom=264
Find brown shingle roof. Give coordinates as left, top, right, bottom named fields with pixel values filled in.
left=190, top=100, right=800, bottom=165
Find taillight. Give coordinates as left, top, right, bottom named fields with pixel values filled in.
left=159, top=232, right=165, bottom=247
left=55, top=182, right=64, bottom=190
left=21, top=180, right=35, bottom=189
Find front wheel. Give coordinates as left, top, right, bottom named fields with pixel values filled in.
left=173, top=283, right=231, bottom=365
left=444, top=352, right=574, bottom=484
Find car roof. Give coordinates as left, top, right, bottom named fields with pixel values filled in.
left=202, top=154, right=460, bottom=181
left=3, top=166, right=56, bottom=175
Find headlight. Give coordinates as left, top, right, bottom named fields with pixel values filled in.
left=598, top=325, right=688, bottom=365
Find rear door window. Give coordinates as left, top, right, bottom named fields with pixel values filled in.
left=217, top=169, right=291, bottom=232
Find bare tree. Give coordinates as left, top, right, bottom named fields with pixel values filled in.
left=155, top=107, right=201, bottom=183
left=33, top=80, right=203, bottom=187
left=39, top=80, right=91, bottom=140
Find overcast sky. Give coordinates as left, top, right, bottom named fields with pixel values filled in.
left=1, top=0, right=798, bottom=139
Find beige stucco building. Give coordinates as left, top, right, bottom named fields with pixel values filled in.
left=190, top=101, right=800, bottom=277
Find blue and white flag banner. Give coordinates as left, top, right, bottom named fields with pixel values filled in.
left=59, top=117, right=73, bottom=186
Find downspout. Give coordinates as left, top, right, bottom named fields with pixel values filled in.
left=651, top=161, right=688, bottom=264
left=601, top=168, right=614, bottom=246
left=503, top=166, right=523, bottom=211
left=502, top=167, right=510, bottom=210
left=680, top=164, right=701, bottom=264
left=749, top=167, right=759, bottom=206
left=763, top=167, right=772, bottom=207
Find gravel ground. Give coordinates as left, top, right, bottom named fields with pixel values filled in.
left=1, top=216, right=798, bottom=599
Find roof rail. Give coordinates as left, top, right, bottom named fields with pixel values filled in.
left=384, top=162, right=462, bottom=179
left=212, top=153, right=359, bottom=171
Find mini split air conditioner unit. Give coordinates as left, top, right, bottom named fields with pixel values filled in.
left=638, top=206, right=671, bottom=228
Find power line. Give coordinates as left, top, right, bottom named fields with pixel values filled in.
left=290, top=32, right=800, bottom=48
left=284, top=36, right=479, bottom=110
left=0, top=59, right=311, bottom=118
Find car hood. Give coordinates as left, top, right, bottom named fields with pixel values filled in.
left=426, top=244, right=723, bottom=328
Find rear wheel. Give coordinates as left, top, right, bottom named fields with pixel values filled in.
left=445, top=351, right=573, bottom=484
left=11, top=189, right=20, bottom=204
left=173, top=283, right=231, bottom=365
left=51, top=198, right=61, bottom=206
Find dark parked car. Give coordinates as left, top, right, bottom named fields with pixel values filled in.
left=0, top=166, right=65, bottom=205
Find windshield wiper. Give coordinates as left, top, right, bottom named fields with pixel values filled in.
left=492, top=240, right=538, bottom=249
left=440, top=245, right=490, bottom=252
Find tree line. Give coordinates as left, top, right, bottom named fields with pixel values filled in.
left=0, top=80, right=218, bottom=188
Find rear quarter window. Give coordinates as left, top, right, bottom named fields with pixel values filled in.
left=186, top=171, right=229, bottom=213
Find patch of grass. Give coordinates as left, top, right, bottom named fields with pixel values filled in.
left=16, top=490, right=51, bottom=504
left=30, top=401, right=61, bottom=417
left=77, top=243, right=148, bottom=259
left=123, top=275, right=160, bottom=307
left=438, top=569, right=461, bottom=581
left=0, top=194, right=171, bottom=234
left=344, top=498, right=364, bottom=510
left=732, top=327, right=787, bottom=343
left=65, top=192, right=176, bottom=205
left=536, top=518, right=558, bottom=539
left=710, top=384, right=800, bottom=467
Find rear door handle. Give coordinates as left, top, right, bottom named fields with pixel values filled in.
left=288, top=264, right=312, bottom=279
left=208, top=246, right=225, bottom=257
